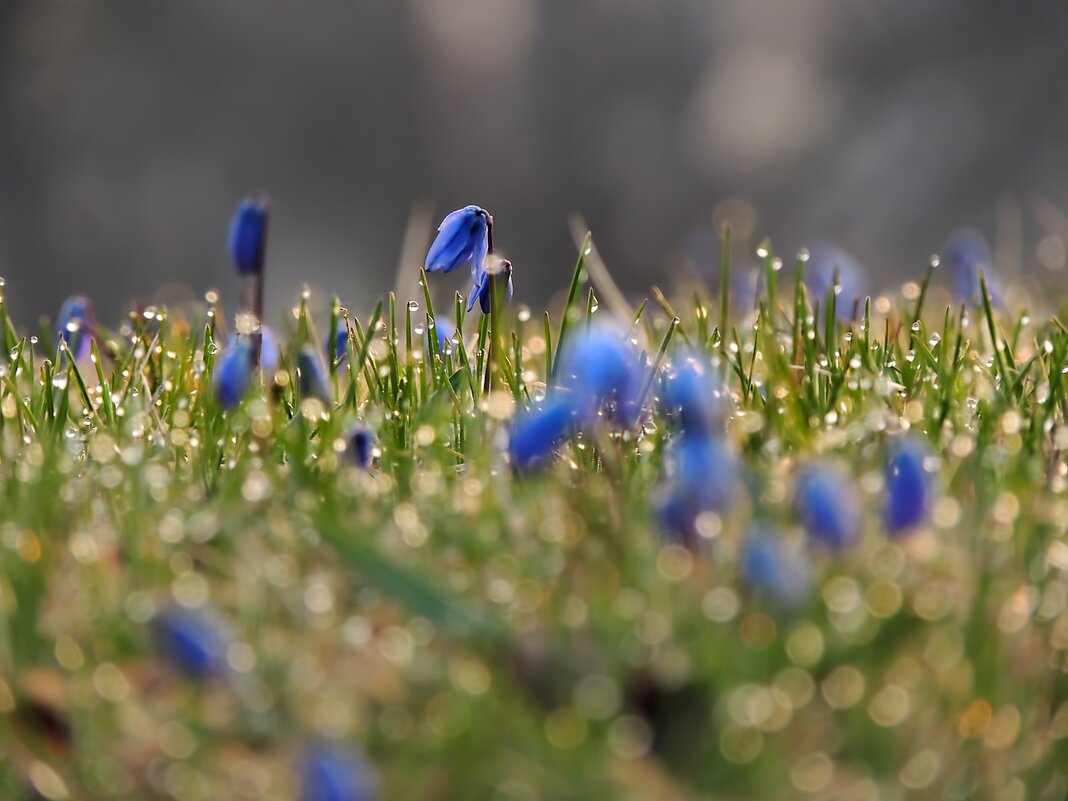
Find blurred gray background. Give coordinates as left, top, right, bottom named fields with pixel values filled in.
left=2, top=0, right=1068, bottom=326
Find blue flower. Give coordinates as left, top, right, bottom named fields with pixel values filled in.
left=214, top=339, right=253, bottom=410
left=152, top=605, right=228, bottom=680
left=299, top=743, right=377, bottom=801
left=556, top=326, right=642, bottom=424
left=885, top=438, right=931, bottom=535
left=661, top=353, right=726, bottom=435
left=795, top=464, right=862, bottom=551
left=327, top=328, right=349, bottom=365
left=348, top=424, right=375, bottom=470
left=297, top=346, right=332, bottom=402
left=467, top=259, right=513, bottom=313
left=508, top=396, right=576, bottom=470
left=425, top=205, right=490, bottom=276
left=804, top=242, right=869, bottom=320
left=945, top=228, right=1001, bottom=307
left=227, top=327, right=281, bottom=375
left=657, top=434, right=740, bottom=545
left=740, top=529, right=811, bottom=609
left=228, top=196, right=269, bottom=276
left=56, top=295, right=93, bottom=362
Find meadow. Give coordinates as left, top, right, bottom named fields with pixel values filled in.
left=0, top=201, right=1066, bottom=801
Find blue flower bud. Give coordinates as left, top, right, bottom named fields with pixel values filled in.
left=227, top=196, right=269, bottom=276
left=297, top=346, right=331, bottom=401
left=56, top=295, right=93, bottom=362
left=213, top=339, right=253, bottom=410
left=467, top=259, right=514, bottom=313
left=425, top=205, right=490, bottom=275
left=556, top=326, right=642, bottom=424
left=152, top=605, right=228, bottom=680
left=885, top=438, right=931, bottom=535
left=945, top=228, right=1001, bottom=307
left=508, top=396, right=576, bottom=470
left=740, top=529, right=811, bottom=609
left=804, top=242, right=869, bottom=320
left=299, top=743, right=377, bottom=801
left=347, top=424, right=375, bottom=470
left=795, top=464, right=862, bottom=551
left=661, top=353, right=727, bottom=435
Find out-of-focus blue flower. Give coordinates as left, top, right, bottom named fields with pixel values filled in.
left=228, top=196, right=269, bottom=276
left=214, top=339, right=253, bottom=410
left=945, top=228, right=1002, bottom=307
left=152, top=605, right=228, bottom=680
left=804, top=242, right=869, bottom=320
left=328, top=328, right=349, bottom=365
left=467, top=259, right=514, bottom=313
left=657, top=434, right=740, bottom=546
left=795, top=464, right=862, bottom=550
left=556, top=326, right=642, bottom=424
left=348, top=424, right=375, bottom=470
left=299, top=743, right=377, bottom=801
left=661, top=353, right=727, bottom=435
left=885, top=438, right=931, bottom=535
left=56, top=295, right=93, bottom=362
left=508, top=396, right=576, bottom=470
left=740, top=529, right=811, bottom=609
left=425, top=205, right=490, bottom=276
left=227, top=327, right=281, bottom=375
left=432, top=317, right=456, bottom=354
left=297, top=346, right=331, bottom=401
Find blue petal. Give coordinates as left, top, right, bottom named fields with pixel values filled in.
left=795, top=464, right=861, bottom=550
left=467, top=269, right=488, bottom=313
left=662, top=352, right=726, bottom=435
left=299, top=743, right=377, bottom=801
left=557, top=326, right=642, bottom=424
left=213, top=340, right=253, bottom=410
left=328, top=328, right=349, bottom=364
left=509, top=396, right=576, bottom=470
left=228, top=198, right=269, bottom=276
left=297, top=346, right=332, bottom=401
left=56, top=295, right=93, bottom=361
left=348, top=424, right=375, bottom=470
left=152, top=606, right=228, bottom=680
left=425, top=206, right=488, bottom=274
left=804, top=242, right=869, bottom=320
left=885, top=438, right=930, bottom=534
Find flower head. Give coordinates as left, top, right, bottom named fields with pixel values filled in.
left=56, top=295, right=94, bottom=362
left=556, top=326, right=643, bottom=424
left=347, top=424, right=375, bottom=470
left=661, top=352, right=727, bottom=435
left=227, top=326, right=281, bottom=375
left=467, top=259, right=513, bottom=313
left=885, top=437, right=931, bottom=535
left=213, top=338, right=253, bottom=410
left=795, top=464, right=862, bottom=550
left=228, top=196, right=269, bottom=276
left=327, top=328, right=349, bottom=365
left=508, top=396, right=576, bottom=470
left=740, top=528, right=811, bottom=610
left=151, top=605, right=228, bottom=680
left=657, top=434, right=740, bottom=546
left=297, top=345, right=331, bottom=401
left=299, top=742, right=378, bottom=801
left=425, top=205, right=490, bottom=276
left=804, top=242, right=869, bottom=320
left=945, top=228, right=1001, bottom=307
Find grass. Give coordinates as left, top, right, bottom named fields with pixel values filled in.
left=0, top=235, right=1067, bottom=801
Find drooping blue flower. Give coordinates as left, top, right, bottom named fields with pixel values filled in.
left=297, top=346, right=332, bottom=401
left=945, top=228, right=1002, bottom=307
left=740, top=528, right=811, bottom=609
left=347, top=424, right=375, bottom=470
left=794, top=464, right=862, bottom=551
left=213, top=338, right=253, bottom=410
left=299, top=743, right=378, bottom=801
left=885, top=438, right=931, bottom=535
left=804, top=242, right=869, bottom=320
left=56, top=295, right=93, bottom=362
left=227, top=196, right=269, bottom=276
left=152, top=605, right=228, bottom=680
left=424, top=205, right=490, bottom=275
left=227, top=327, right=281, bottom=375
left=656, top=433, right=741, bottom=546
left=467, top=259, right=514, bottom=313
left=327, top=328, right=349, bottom=365
left=508, top=396, right=576, bottom=470
left=556, top=326, right=643, bottom=424
left=661, top=353, right=727, bottom=435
